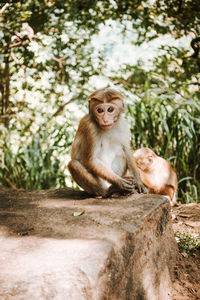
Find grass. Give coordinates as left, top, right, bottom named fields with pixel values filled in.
left=126, top=77, right=200, bottom=203
left=0, top=79, right=199, bottom=203
left=0, top=124, right=72, bottom=190
left=175, top=231, right=200, bottom=257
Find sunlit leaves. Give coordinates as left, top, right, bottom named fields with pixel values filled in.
left=0, top=0, right=199, bottom=203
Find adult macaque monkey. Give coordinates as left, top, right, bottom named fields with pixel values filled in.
left=132, top=147, right=178, bottom=206
left=68, top=87, right=147, bottom=197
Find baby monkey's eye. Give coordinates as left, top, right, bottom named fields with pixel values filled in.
left=97, top=108, right=104, bottom=113
left=107, top=107, right=114, bottom=112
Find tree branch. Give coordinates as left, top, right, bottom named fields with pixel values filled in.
left=52, top=54, right=69, bottom=84
left=191, top=37, right=200, bottom=58
left=52, top=93, right=83, bottom=117
left=0, top=3, right=9, bottom=14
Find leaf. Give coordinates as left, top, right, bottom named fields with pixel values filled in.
left=73, top=211, right=85, bottom=217
left=180, top=124, right=192, bottom=139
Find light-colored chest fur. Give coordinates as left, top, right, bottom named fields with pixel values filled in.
left=94, top=117, right=130, bottom=175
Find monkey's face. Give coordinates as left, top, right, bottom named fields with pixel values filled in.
left=133, top=148, right=156, bottom=171
left=135, top=156, right=154, bottom=171
left=94, top=103, right=120, bottom=130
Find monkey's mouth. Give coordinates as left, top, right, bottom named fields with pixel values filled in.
left=101, top=124, right=113, bottom=130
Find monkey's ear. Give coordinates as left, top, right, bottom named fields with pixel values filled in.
left=120, top=100, right=125, bottom=113
left=148, top=156, right=153, bottom=164
left=122, top=101, right=125, bottom=112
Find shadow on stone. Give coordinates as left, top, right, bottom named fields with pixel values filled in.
left=0, top=187, right=179, bottom=299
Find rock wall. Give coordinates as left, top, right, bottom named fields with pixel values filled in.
left=0, top=188, right=179, bottom=299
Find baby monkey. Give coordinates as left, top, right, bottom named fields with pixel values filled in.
left=133, top=147, right=178, bottom=206
left=68, top=87, right=147, bottom=197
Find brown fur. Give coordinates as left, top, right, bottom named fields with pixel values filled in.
left=133, top=147, right=178, bottom=206
left=68, top=87, right=146, bottom=197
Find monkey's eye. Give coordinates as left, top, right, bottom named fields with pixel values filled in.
left=97, top=107, right=104, bottom=113
left=107, top=107, right=114, bottom=113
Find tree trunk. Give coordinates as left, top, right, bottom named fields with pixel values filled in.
left=0, top=50, right=10, bottom=128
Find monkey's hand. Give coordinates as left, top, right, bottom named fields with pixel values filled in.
left=117, top=176, right=136, bottom=193
left=134, top=180, right=148, bottom=194
left=106, top=177, right=135, bottom=197
left=122, top=176, right=148, bottom=194
left=106, top=177, right=146, bottom=197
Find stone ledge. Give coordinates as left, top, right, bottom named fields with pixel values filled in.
left=0, top=188, right=179, bottom=300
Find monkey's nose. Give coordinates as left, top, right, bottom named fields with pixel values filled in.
left=103, top=115, right=110, bottom=124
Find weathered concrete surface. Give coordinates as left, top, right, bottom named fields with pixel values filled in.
left=0, top=187, right=179, bottom=300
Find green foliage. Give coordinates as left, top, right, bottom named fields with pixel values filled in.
left=0, top=0, right=199, bottom=203
left=0, top=124, right=72, bottom=189
left=0, top=0, right=106, bottom=127
left=124, top=74, right=200, bottom=203
left=175, top=231, right=200, bottom=256
left=153, top=0, right=200, bottom=37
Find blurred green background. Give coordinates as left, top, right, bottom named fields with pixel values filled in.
left=0, top=0, right=199, bottom=203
